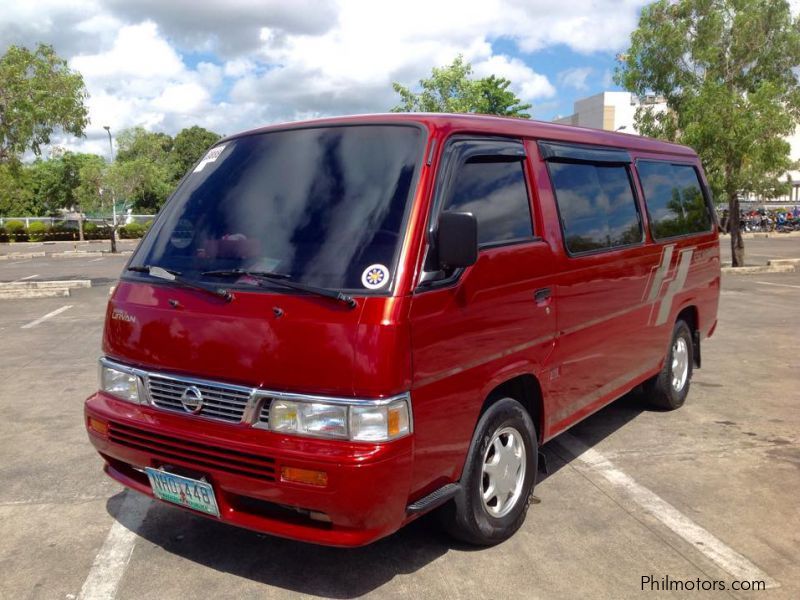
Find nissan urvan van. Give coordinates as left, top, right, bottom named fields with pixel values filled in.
left=85, top=113, right=720, bottom=547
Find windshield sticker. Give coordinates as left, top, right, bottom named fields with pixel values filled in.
left=193, top=144, right=227, bottom=173
left=170, top=219, right=194, bottom=249
left=361, top=264, right=389, bottom=290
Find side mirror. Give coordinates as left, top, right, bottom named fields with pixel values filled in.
left=437, top=211, right=478, bottom=270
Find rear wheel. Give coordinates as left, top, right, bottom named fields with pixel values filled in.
left=644, top=320, right=693, bottom=410
left=441, top=397, right=537, bottom=545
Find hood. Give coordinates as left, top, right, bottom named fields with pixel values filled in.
left=103, top=281, right=411, bottom=397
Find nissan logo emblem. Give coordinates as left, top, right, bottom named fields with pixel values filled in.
left=179, top=386, right=204, bottom=414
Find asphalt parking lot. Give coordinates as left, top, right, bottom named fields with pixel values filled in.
left=718, top=233, right=800, bottom=265
left=0, top=238, right=798, bottom=599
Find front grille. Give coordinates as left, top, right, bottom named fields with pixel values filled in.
left=108, top=421, right=276, bottom=481
left=258, top=403, right=270, bottom=427
left=147, top=375, right=252, bottom=423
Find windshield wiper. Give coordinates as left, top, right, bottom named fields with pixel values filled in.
left=127, top=265, right=233, bottom=302
left=201, top=269, right=357, bottom=309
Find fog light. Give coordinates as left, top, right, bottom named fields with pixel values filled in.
left=280, top=466, right=328, bottom=487
left=309, top=511, right=331, bottom=523
left=88, top=416, right=109, bottom=437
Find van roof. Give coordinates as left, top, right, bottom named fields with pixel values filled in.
left=223, top=112, right=697, bottom=158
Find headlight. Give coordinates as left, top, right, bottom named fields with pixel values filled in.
left=99, top=361, right=140, bottom=403
left=270, top=401, right=348, bottom=439
left=269, top=395, right=411, bottom=442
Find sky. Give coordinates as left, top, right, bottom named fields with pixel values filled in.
left=0, top=0, right=680, bottom=157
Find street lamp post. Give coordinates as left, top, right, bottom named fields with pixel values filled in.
left=102, top=125, right=117, bottom=230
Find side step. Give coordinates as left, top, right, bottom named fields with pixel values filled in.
left=406, top=483, right=460, bottom=515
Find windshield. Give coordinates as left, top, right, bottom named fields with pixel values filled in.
left=131, top=124, right=425, bottom=292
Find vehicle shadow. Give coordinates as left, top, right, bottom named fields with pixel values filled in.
left=538, top=388, right=652, bottom=483
left=105, top=389, right=655, bottom=598
left=106, top=492, right=454, bottom=598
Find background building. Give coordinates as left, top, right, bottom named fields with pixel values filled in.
left=552, top=91, right=666, bottom=134
left=553, top=92, right=799, bottom=205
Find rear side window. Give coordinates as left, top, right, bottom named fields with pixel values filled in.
left=444, top=158, right=533, bottom=246
left=548, top=162, right=643, bottom=254
left=637, top=161, right=712, bottom=239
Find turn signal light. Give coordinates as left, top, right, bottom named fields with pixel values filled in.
left=280, top=466, right=328, bottom=487
left=88, top=417, right=109, bottom=437
left=388, top=407, right=402, bottom=437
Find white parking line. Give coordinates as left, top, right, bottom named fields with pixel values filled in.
left=78, top=492, right=151, bottom=600
left=20, top=305, right=73, bottom=329
left=755, top=280, right=800, bottom=290
left=15, top=274, right=39, bottom=281
left=557, top=433, right=779, bottom=588
left=89, top=257, right=104, bottom=262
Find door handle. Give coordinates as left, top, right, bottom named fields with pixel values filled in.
left=534, top=287, right=552, bottom=305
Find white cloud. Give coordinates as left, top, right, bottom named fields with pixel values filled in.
left=65, top=22, right=224, bottom=151
left=557, top=67, right=593, bottom=91
left=71, top=22, right=183, bottom=79
left=473, top=55, right=556, bottom=101
left=223, top=58, right=256, bottom=78
left=104, top=0, right=339, bottom=56
left=1, top=0, right=653, bottom=155
left=152, top=83, right=209, bottom=114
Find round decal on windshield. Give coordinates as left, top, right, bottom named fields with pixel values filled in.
left=170, top=219, right=194, bottom=249
left=361, top=264, right=389, bottom=290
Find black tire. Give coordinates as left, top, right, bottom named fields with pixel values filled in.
left=441, top=397, right=537, bottom=546
left=644, top=320, right=693, bottom=410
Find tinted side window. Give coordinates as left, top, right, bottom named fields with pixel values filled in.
left=444, top=158, right=533, bottom=245
left=637, top=161, right=711, bottom=238
left=548, top=162, right=642, bottom=254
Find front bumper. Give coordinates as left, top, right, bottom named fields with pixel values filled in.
left=85, top=392, right=414, bottom=547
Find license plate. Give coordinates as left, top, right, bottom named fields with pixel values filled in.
left=145, top=468, right=220, bottom=517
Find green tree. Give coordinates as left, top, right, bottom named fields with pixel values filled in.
left=171, top=125, right=222, bottom=182
left=74, top=159, right=105, bottom=218
left=473, top=75, right=533, bottom=118
left=106, top=157, right=171, bottom=213
left=0, top=44, right=89, bottom=163
left=115, top=126, right=173, bottom=163
left=74, top=157, right=123, bottom=250
left=26, top=158, right=66, bottom=215
left=23, top=152, right=99, bottom=215
left=392, top=55, right=532, bottom=117
left=616, top=0, right=800, bottom=267
left=0, top=164, right=35, bottom=216
left=67, top=153, right=106, bottom=240
left=113, top=127, right=174, bottom=211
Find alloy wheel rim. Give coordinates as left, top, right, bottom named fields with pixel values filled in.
left=672, top=337, right=689, bottom=392
left=481, top=426, right=526, bottom=518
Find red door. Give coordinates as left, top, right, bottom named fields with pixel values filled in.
left=530, top=141, right=657, bottom=437
left=407, top=137, right=557, bottom=497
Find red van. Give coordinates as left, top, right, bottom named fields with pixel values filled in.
left=85, top=114, right=720, bottom=547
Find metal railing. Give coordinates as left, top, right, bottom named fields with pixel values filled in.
left=0, top=215, right=155, bottom=227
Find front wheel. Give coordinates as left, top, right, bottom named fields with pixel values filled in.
left=644, top=320, right=693, bottom=410
left=441, top=398, right=537, bottom=545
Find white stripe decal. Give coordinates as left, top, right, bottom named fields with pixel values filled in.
left=644, top=244, right=675, bottom=303
left=655, top=249, right=693, bottom=326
